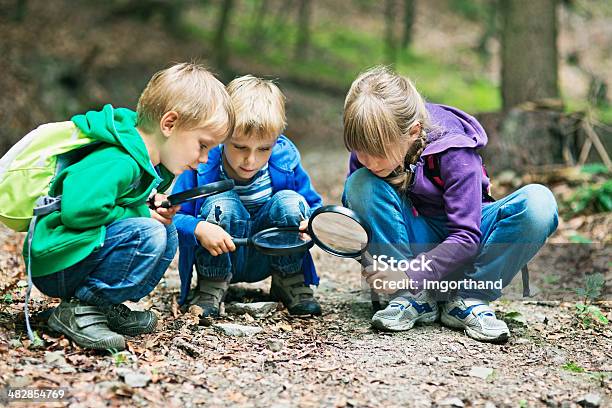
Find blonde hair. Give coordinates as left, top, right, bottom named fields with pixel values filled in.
left=137, top=62, right=235, bottom=140
left=343, top=66, right=430, bottom=190
left=226, top=75, right=286, bottom=140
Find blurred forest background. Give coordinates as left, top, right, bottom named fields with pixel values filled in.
left=0, top=0, right=611, bottom=223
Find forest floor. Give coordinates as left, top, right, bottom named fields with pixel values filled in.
left=0, top=145, right=610, bottom=408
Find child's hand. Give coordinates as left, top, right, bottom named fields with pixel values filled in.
left=298, top=219, right=310, bottom=241
left=362, top=267, right=406, bottom=295
left=149, top=193, right=180, bottom=225
left=195, top=221, right=236, bottom=256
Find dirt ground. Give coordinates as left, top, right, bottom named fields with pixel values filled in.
left=1, top=143, right=611, bottom=408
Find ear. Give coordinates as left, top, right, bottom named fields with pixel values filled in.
left=409, top=122, right=422, bottom=138
left=160, top=111, right=179, bottom=138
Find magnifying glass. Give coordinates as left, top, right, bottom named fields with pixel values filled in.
left=307, top=205, right=381, bottom=311
left=231, top=204, right=381, bottom=310
left=232, top=226, right=314, bottom=255
left=153, top=179, right=235, bottom=209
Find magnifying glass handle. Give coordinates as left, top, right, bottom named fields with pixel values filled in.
left=232, top=237, right=251, bottom=247
left=360, top=251, right=374, bottom=267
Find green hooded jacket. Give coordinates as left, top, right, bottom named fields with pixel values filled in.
left=24, top=104, right=174, bottom=277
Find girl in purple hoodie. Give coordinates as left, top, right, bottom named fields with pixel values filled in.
left=343, top=66, right=558, bottom=342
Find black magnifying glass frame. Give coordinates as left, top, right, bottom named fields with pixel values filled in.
left=307, top=204, right=372, bottom=259
left=159, top=179, right=235, bottom=208
left=232, top=226, right=314, bottom=256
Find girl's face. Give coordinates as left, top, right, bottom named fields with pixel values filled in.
left=354, top=123, right=422, bottom=178
left=355, top=151, right=403, bottom=178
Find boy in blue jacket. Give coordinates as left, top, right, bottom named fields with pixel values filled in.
left=174, top=75, right=323, bottom=317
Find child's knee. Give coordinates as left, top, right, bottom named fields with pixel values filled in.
left=200, top=190, right=249, bottom=225
left=269, top=190, right=310, bottom=224
left=518, top=184, right=558, bottom=235
left=344, top=168, right=389, bottom=211
left=135, top=218, right=168, bottom=255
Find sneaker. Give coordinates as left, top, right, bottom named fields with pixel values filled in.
left=48, top=300, right=125, bottom=350
left=270, top=272, right=322, bottom=316
left=371, top=290, right=439, bottom=331
left=440, top=296, right=510, bottom=343
left=185, top=278, right=230, bottom=318
left=105, top=304, right=158, bottom=336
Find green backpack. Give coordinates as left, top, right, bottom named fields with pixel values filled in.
left=0, top=121, right=99, bottom=232
left=0, top=121, right=99, bottom=344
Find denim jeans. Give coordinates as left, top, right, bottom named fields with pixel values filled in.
left=343, top=168, right=559, bottom=301
left=194, top=190, right=310, bottom=283
left=33, top=217, right=178, bottom=306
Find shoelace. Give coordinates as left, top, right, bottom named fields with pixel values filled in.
left=108, top=304, right=132, bottom=319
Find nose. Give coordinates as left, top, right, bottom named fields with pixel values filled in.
left=245, top=151, right=256, bottom=166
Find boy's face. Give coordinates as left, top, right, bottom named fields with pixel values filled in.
left=161, top=126, right=225, bottom=175
left=223, top=132, right=276, bottom=182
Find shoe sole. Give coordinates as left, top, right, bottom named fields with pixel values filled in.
left=440, top=312, right=510, bottom=343
left=48, top=313, right=125, bottom=351
left=371, top=311, right=438, bottom=332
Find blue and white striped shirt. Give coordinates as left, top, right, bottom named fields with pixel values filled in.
left=220, top=161, right=273, bottom=215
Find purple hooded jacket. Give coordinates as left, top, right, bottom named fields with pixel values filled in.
left=348, top=103, right=492, bottom=286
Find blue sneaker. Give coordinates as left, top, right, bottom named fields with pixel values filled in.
left=371, top=290, right=439, bottom=331
left=441, top=296, right=510, bottom=343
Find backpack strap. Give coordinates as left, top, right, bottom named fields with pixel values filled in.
left=425, top=154, right=445, bottom=188
left=423, top=153, right=496, bottom=202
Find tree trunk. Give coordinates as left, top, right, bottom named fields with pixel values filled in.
left=384, top=0, right=398, bottom=63
left=500, top=0, right=559, bottom=110
left=13, top=0, right=27, bottom=22
left=294, top=0, right=312, bottom=59
left=401, top=0, right=415, bottom=49
left=250, top=0, right=269, bottom=49
left=475, top=0, right=497, bottom=57
left=213, top=0, right=235, bottom=71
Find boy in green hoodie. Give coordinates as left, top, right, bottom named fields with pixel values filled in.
left=25, top=62, right=234, bottom=350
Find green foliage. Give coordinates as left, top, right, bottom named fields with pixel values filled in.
left=575, top=273, right=605, bottom=302
left=2, top=293, right=13, bottom=303
left=562, top=361, right=585, bottom=373
left=503, top=310, right=526, bottom=325
left=580, top=163, right=610, bottom=175
left=184, top=1, right=501, bottom=113
left=181, top=1, right=612, bottom=122
left=573, top=273, right=608, bottom=328
left=568, top=234, right=593, bottom=244
left=564, top=179, right=612, bottom=217
left=575, top=303, right=609, bottom=327
left=108, top=348, right=128, bottom=366
left=542, top=274, right=560, bottom=285
left=447, top=0, right=491, bottom=21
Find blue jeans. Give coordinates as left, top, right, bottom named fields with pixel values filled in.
left=343, top=168, right=559, bottom=301
left=194, top=190, right=310, bottom=282
left=33, top=217, right=178, bottom=306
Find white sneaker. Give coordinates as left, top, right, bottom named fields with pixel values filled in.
left=371, top=291, right=439, bottom=331
left=441, top=296, right=510, bottom=342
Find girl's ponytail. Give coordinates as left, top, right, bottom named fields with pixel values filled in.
left=384, top=127, right=428, bottom=191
